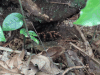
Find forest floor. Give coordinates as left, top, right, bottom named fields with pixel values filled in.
left=0, top=1, right=100, bottom=75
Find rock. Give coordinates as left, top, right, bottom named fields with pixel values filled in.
left=10, top=0, right=87, bottom=23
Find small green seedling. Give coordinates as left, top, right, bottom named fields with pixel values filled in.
left=73, top=0, right=100, bottom=26
left=0, top=12, right=39, bottom=44
left=20, top=28, right=39, bottom=44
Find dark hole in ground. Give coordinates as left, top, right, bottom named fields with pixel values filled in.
left=33, top=21, right=60, bottom=41
left=33, top=21, right=58, bottom=32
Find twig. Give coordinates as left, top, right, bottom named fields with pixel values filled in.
left=74, top=25, right=94, bottom=57
left=62, top=66, right=88, bottom=75
left=50, top=1, right=71, bottom=6
left=70, top=42, right=100, bottom=65
left=0, top=46, right=31, bottom=55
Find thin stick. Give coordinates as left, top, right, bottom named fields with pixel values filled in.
left=0, top=46, right=31, bottom=55
left=50, top=1, right=71, bottom=6
left=62, top=66, right=88, bottom=75
left=70, top=42, right=100, bottom=65
left=74, top=25, right=94, bottom=57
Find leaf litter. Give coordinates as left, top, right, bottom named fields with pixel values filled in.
left=1, top=0, right=100, bottom=74
left=0, top=47, right=64, bottom=75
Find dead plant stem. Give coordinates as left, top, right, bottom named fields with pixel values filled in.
left=62, top=66, right=88, bottom=75
left=74, top=25, right=94, bottom=57
left=70, top=42, right=100, bottom=65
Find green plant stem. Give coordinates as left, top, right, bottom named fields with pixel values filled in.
left=18, top=0, right=46, bottom=51
left=18, top=0, right=29, bottom=33
left=18, top=0, right=30, bottom=51
left=18, top=0, right=61, bottom=73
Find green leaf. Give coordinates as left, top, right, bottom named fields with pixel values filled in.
left=29, top=31, right=39, bottom=44
left=2, top=13, right=23, bottom=31
left=28, top=30, right=37, bottom=36
left=20, top=28, right=28, bottom=37
left=20, top=28, right=26, bottom=34
left=30, top=36, right=39, bottom=44
left=20, top=28, right=38, bottom=37
left=73, top=0, right=100, bottom=26
left=0, top=26, right=6, bottom=42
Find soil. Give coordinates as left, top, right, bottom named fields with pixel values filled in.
left=0, top=0, right=100, bottom=75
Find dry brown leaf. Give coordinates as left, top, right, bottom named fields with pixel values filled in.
left=19, top=49, right=25, bottom=60
left=20, top=63, right=28, bottom=74
left=14, top=49, right=25, bottom=68
left=0, top=61, right=10, bottom=70
left=2, top=74, right=21, bottom=75
left=1, top=51, right=9, bottom=61
left=10, top=68, right=20, bottom=73
left=36, top=71, right=50, bottom=75
left=0, top=63, right=20, bottom=74
left=27, top=68, right=38, bottom=75
left=0, top=56, right=21, bottom=74
left=0, top=64, right=11, bottom=74
left=0, top=49, right=25, bottom=74
left=21, top=62, right=38, bottom=75
left=41, top=46, right=65, bottom=59
left=31, top=55, right=46, bottom=70
left=28, top=62, right=38, bottom=73
left=6, top=49, right=25, bottom=68
left=95, top=40, right=100, bottom=45
left=31, top=54, right=63, bottom=74
left=6, top=54, right=19, bottom=69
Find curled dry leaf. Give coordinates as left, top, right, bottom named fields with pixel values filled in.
left=6, top=54, right=19, bottom=69
left=41, top=46, right=65, bottom=59
left=6, top=49, right=25, bottom=69
left=31, top=54, right=63, bottom=74
left=0, top=49, right=25, bottom=74
left=0, top=61, right=20, bottom=74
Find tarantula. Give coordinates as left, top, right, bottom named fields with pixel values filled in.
left=38, top=31, right=61, bottom=41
